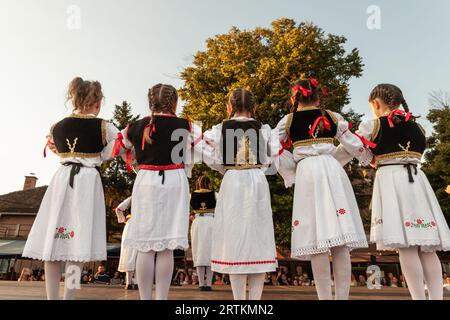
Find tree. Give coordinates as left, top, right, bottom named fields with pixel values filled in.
left=422, top=91, right=450, bottom=224
left=180, top=18, right=364, bottom=247
left=102, top=101, right=140, bottom=242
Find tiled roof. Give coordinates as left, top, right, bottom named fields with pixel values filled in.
left=0, top=186, right=47, bottom=214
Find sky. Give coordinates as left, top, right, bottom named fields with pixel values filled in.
left=0, top=0, right=449, bottom=194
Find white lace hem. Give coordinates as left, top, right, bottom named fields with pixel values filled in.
left=22, top=250, right=106, bottom=262
left=371, top=237, right=450, bottom=252
left=123, top=238, right=189, bottom=252
left=292, top=234, right=368, bottom=257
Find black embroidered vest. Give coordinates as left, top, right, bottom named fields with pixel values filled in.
left=221, top=119, right=265, bottom=169
left=126, top=115, right=191, bottom=166
left=371, top=116, right=426, bottom=162
left=52, top=115, right=106, bottom=158
left=191, top=191, right=216, bottom=213
left=286, top=108, right=338, bottom=147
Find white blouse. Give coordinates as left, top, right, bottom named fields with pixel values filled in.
left=46, top=114, right=119, bottom=168
left=202, top=116, right=295, bottom=186
left=117, top=115, right=203, bottom=178
left=335, top=119, right=423, bottom=166
left=274, top=111, right=372, bottom=165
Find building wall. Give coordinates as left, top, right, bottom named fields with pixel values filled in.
left=0, top=214, right=36, bottom=239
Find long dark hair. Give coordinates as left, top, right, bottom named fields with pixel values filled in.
left=228, top=88, right=257, bottom=119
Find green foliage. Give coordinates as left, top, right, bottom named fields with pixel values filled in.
left=102, top=101, right=140, bottom=241
left=423, top=105, right=450, bottom=224
left=180, top=18, right=364, bottom=247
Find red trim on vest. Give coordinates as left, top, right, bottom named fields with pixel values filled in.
left=139, top=164, right=185, bottom=171
left=211, top=259, right=277, bottom=266
left=309, top=116, right=331, bottom=137
left=354, top=133, right=377, bottom=149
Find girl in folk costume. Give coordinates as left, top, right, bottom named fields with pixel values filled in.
left=190, top=176, right=216, bottom=291
left=338, top=84, right=450, bottom=300
left=274, top=79, right=370, bottom=300
left=22, top=77, right=119, bottom=300
left=115, top=196, right=138, bottom=290
left=202, top=88, right=290, bottom=300
left=111, top=84, right=202, bottom=300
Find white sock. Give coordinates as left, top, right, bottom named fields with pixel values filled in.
left=205, top=267, right=213, bottom=287
left=44, top=261, right=61, bottom=300
left=419, top=251, right=444, bottom=300
left=197, top=267, right=206, bottom=287
left=398, top=247, right=426, bottom=300
left=331, top=246, right=351, bottom=300
left=311, top=252, right=333, bottom=300
left=155, top=250, right=174, bottom=300
left=248, top=273, right=265, bottom=300
left=230, top=274, right=247, bottom=300
left=136, top=251, right=156, bottom=300
left=125, top=271, right=133, bottom=286
left=63, top=262, right=83, bottom=300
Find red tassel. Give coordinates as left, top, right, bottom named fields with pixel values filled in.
left=141, top=122, right=156, bottom=151
left=354, top=133, right=377, bottom=149
left=43, top=139, right=49, bottom=158
left=309, top=116, right=331, bottom=137
left=112, top=132, right=125, bottom=158
left=126, top=149, right=132, bottom=174
left=278, top=136, right=292, bottom=156
left=348, top=122, right=353, bottom=130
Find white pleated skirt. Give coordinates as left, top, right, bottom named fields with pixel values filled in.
left=191, top=215, right=214, bottom=267
left=22, top=165, right=106, bottom=262
left=123, top=169, right=190, bottom=252
left=211, top=169, right=277, bottom=274
left=291, top=154, right=368, bottom=260
left=118, top=222, right=138, bottom=272
left=371, top=165, right=450, bottom=252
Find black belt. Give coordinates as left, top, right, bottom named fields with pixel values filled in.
left=378, top=163, right=418, bottom=183
left=159, top=170, right=165, bottom=184
left=63, top=162, right=101, bottom=188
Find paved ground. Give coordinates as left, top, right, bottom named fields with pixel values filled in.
left=0, top=281, right=449, bottom=300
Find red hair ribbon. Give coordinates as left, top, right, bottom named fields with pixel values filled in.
left=125, top=149, right=132, bottom=174
left=310, top=79, right=319, bottom=87
left=354, top=133, right=377, bottom=149
left=292, top=85, right=312, bottom=97
left=309, top=116, right=331, bottom=137
left=387, top=109, right=412, bottom=128
left=141, top=122, right=156, bottom=151
left=43, top=139, right=51, bottom=158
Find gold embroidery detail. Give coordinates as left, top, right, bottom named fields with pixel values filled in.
left=235, top=136, right=257, bottom=166
left=195, top=189, right=212, bottom=193
left=292, top=138, right=335, bottom=148
left=370, top=119, right=381, bottom=142
left=101, top=120, right=107, bottom=146
left=308, top=125, right=320, bottom=139
left=224, top=164, right=263, bottom=170
left=297, top=106, right=319, bottom=112
left=144, top=126, right=153, bottom=145
left=325, top=110, right=338, bottom=125
left=417, top=123, right=426, bottom=136
left=193, top=210, right=215, bottom=215
left=66, top=138, right=78, bottom=153
left=398, top=141, right=411, bottom=152
left=200, top=202, right=207, bottom=210
left=59, top=152, right=101, bottom=159
left=69, top=113, right=96, bottom=119
left=285, top=113, right=294, bottom=136
left=375, top=151, right=422, bottom=163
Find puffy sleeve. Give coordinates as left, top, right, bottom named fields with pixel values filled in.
left=270, top=116, right=296, bottom=188
left=43, top=124, right=57, bottom=157
left=184, top=122, right=204, bottom=178
left=202, top=123, right=225, bottom=175
left=334, top=115, right=374, bottom=166
left=117, top=196, right=132, bottom=212
left=100, top=122, right=121, bottom=161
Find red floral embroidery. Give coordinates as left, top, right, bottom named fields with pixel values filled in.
left=70, top=231, right=75, bottom=238
left=431, top=221, right=436, bottom=227
left=338, top=208, right=347, bottom=215
left=405, top=221, right=411, bottom=227
left=54, top=227, right=75, bottom=240
left=293, top=220, right=300, bottom=227
left=417, top=219, right=423, bottom=225
left=405, top=219, right=436, bottom=229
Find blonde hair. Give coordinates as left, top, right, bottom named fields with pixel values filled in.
left=66, top=77, right=104, bottom=112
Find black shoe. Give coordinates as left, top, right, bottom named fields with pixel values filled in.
left=133, top=284, right=139, bottom=290
left=124, top=284, right=132, bottom=290
left=199, top=286, right=206, bottom=291
left=206, top=286, right=213, bottom=291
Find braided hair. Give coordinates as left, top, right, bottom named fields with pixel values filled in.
left=144, top=84, right=178, bottom=144
left=195, top=176, right=211, bottom=191
left=289, top=79, right=327, bottom=132
left=369, top=83, right=414, bottom=122
left=228, top=88, right=257, bottom=119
